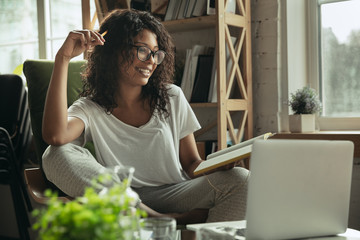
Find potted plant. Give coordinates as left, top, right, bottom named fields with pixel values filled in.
left=32, top=168, right=146, bottom=240
left=288, top=86, right=322, bottom=133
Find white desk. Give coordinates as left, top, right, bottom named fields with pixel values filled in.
left=336, top=229, right=360, bottom=240
left=186, top=220, right=360, bottom=239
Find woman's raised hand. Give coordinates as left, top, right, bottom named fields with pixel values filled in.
left=57, top=30, right=105, bottom=60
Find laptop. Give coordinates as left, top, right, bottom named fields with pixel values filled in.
left=187, top=139, right=354, bottom=239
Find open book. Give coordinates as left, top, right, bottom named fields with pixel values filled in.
left=193, top=133, right=273, bottom=176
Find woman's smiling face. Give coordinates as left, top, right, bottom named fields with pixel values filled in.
left=119, top=29, right=159, bottom=88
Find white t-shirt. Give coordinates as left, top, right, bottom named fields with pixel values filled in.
left=68, top=84, right=201, bottom=187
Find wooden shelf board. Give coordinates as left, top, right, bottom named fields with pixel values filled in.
left=190, top=100, right=248, bottom=110
left=190, top=102, right=218, bottom=108
left=163, top=15, right=216, bottom=32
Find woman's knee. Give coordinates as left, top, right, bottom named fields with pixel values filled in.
left=42, top=143, right=95, bottom=180
left=41, top=143, right=102, bottom=197
left=208, top=167, right=250, bottom=185
left=229, top=167, right=250, bottom=182
left=42, top=145, right=65, bottom=171
left=43, top=143, right=92, bottom=165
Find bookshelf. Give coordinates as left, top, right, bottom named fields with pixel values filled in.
left=82, top=0, right=253, bottom=150
left=164, top=0, right=253, bottom=149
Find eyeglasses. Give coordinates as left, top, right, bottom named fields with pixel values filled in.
left=131, top=45, right=166, bottom=65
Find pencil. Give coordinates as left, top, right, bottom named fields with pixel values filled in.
left=91, top=30, right=107, bottom=42
left=101, top=30, right=108, bottom=37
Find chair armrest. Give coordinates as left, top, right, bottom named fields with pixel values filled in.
left=24, top=167, right=72, bottom=204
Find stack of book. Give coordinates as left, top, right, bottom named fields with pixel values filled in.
left=164, top=0, right=208, bottom=21
left=180, top=45, right=215, bottom=103
left=180, top=36, right=237, bottom=103
left=162, top=0, right=236, bottom=21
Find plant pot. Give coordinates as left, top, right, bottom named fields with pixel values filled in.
left=289, top=114, right=315, bottom=133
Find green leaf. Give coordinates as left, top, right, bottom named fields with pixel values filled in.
left=32, top=173, right=147, bottom=240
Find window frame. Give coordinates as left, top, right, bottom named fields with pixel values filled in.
left=307, top=0, right=360, bottom=130
left=38, top=0, right=90, bottom=60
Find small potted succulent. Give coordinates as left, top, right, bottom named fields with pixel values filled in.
left=288, top=86, right=322, bottom=132
left=32, top=167, right=146, bottom=240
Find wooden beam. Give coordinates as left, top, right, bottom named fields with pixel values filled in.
left=244, top=0, right=253, bottom=140
left=82, top=0, right=91, bottom=29
left=216, top=0, right=227, bottom=150
left=226, top=99, right=247, bottom=111
left=225, top=13, right=246, bottom=27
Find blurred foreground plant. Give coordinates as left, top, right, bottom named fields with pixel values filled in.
left=32, top=173, right=146, bottom=240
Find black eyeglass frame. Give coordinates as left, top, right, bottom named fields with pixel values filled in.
left=131, top=45, right=166, bottom=65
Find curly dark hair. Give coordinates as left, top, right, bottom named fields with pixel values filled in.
left=81, top=9, right=175, bottom=118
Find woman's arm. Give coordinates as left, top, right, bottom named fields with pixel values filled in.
left=42, top=30, right=104, bottom=145
left=179, top=133, right=204, bottom=179
left=179, top=133, right=239, bottom=178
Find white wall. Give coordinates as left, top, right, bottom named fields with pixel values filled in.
left=285, top=1, right=308, bottom=93
left=251, top=0, right=281, bottom=135
left=252, top=0, right=309, bottom=136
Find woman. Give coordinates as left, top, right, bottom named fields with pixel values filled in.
left=42, top=9, right=249, bottom=224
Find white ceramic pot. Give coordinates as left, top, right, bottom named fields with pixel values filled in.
left=289, top=114, right=315, bottom=133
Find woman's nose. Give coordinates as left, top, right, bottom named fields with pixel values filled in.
left=146, top=54, right=156, bottom=65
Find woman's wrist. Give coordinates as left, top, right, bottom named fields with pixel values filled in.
left=55, top=52, right=72, bottom=64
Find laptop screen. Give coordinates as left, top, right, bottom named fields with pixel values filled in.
left=246, top=139, right=354, bottom=239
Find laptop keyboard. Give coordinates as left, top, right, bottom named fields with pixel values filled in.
left=199, top=226, right=246, bottom=239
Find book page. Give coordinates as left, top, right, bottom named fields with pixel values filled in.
left=207, top=133, right=272, bottom=160
left=194, top=133, right=273, bottom=175
left=194, top=144, right=252, bottom=175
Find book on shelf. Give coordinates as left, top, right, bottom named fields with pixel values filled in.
left=193, top=133, right=274, bottom=176
left=190, top=54, right=214, bottom=103
left=175, top=0, right=187, bottom=20
left=163, top=0, right=237, bottom=21
left=164, top=0, right=176, bottom=21
left=206, top=0, right=236, bottom=15
left=180, top=49, right=194, bottom=101
left=180, top=45, right=212, bottom=101
left=206, top=0, right=215, bottom=15
left=163, top=0, right=212, bottom=21
left=192, top=0, right=207, bottom=17
left=208, top=49, right=217, bottom=102
left=184, top=0, right=197, bottom=18
left=171, top=0, right=182, bottom=20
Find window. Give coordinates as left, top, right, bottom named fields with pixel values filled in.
left=0, top=0, right=97, bottom=74
left=45, top=0, right=98, bottom=59
left=319, top=0, right=360, bottom=117
left=308, top=0, right=360, bottom=130
left=0, top=0, right=39, bottom=74
left=46, top=0, right=84, bottom=59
